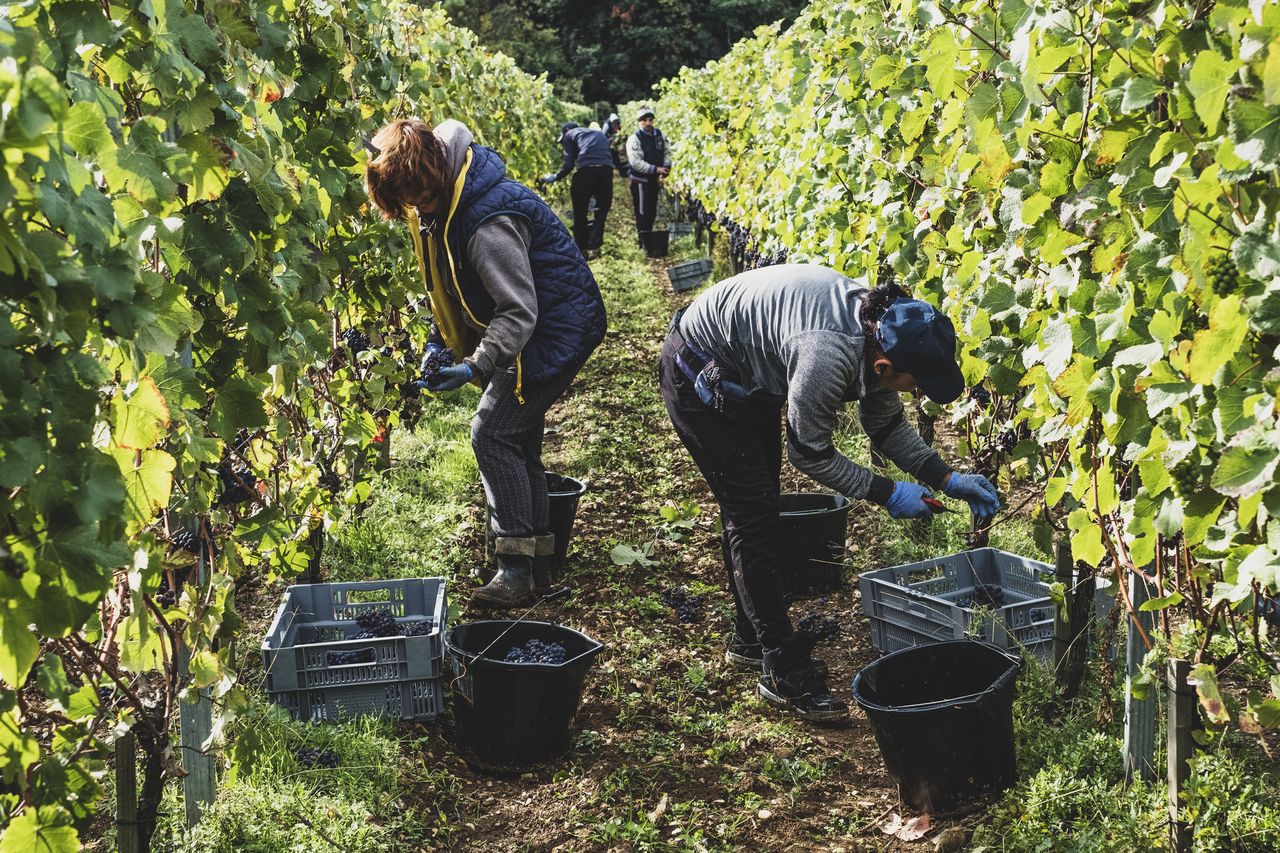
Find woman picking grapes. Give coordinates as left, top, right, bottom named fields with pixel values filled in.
left=659, top=264, right=1000, bottom=720
left=365, top=119, right=607, bottom=607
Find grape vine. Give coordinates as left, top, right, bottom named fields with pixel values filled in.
left=657, top=0, right=1280, bottom=729
left=0, top=0, right=574, bottom=845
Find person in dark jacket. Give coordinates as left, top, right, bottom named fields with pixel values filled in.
left=659, top=264, right=1000, bottom=721
left=626, top=106, right=670, bottom=247
left=605, top=113, right=628, bottom=179
left=365, top=118, right=607, bottom=607
left=539, top=122, right=614, bottom=260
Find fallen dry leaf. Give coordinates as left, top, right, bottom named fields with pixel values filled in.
left=881, top=812, right=931, bottom=842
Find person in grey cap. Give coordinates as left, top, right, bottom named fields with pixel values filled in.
left=658, top=264, right=1000, bottom=721
left=626, top=106, right=670, bottom=246
left=540, top=122, right=614, bottom=259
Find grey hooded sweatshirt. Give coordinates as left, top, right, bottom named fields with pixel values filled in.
left=677, top=263, right=952, bottom=503
left=427, top=120, right=538, bottom=380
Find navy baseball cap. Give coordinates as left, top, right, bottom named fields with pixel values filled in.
left=876, top=297, right=965, bottom=404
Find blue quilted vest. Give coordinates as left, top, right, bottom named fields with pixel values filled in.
left=445, top=145, right=607, bottom=386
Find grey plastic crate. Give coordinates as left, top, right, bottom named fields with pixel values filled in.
left=261, top=578, right=447, bottom=722
left=858, top=548, right=1111, bottom=662
left=271, top=679, right=444, bottom=725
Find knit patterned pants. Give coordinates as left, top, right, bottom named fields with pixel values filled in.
left=473, top=366, right=580, bottom=540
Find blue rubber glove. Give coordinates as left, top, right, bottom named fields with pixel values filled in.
left=539, top=173, right=558, bottom=185
left=425, top=362, right=474, bottom=392
left=942, top=472, right=1002, bottom=517
left=884, top=481, right=935, bottom=519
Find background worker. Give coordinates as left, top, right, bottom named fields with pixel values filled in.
left=658, top=264, right=1001, bottom=721
left=365, top=118, right=607, bottom=607
left=605, top=112, right=628, bottom=179
left=626, top=106, right=670, bottom=247
left=540, top=122, right=614, bottom=260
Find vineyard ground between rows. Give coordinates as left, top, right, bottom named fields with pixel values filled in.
left=81, top=185, right=1272, bottom=852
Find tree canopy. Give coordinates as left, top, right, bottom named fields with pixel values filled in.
left=440, top=0, right=809, bottom=108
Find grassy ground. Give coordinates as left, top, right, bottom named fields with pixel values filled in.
left=151, top=186, right=1280, bottom=852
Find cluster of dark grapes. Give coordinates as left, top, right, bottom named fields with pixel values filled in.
left=1205, top=254, right=1242, bottom=296
left=318, top=469, right=341, bottom=493
left=661, top=588, right=706, bottom=623
left=969, top=386, right=992, bottom=405
left=341, top=327, right=370, bottom=355
left=956, top=583, right=1008, bottom=609
left=327, top=646, right=376, bottom=666
left=420, top=346, right=455, bottom=384
left=796, top=614, right=841, bottom=642
left=155, top=584, right=177, bottom=607
left=685, top=197, right=716, bottom=228
left=356, top=607, right=398, bottom=637
left=170, top=528, right=202, bottom=555
left=405, top=619, right=435, bottom=637
left=503, top=639, right=567, bottom=664
left=1171, top=457, right=1201, bottom=497
left=996, top=429, right=1018, bottom=453
left=216, top=458, right=256, bottom=507
left=294, top=747, right=339, bottom=768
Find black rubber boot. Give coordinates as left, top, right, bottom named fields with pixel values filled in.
left=471, top=553, right=534, bottom=608
left=530, top=534, right=569, bottom=599
left=726, top=630, right=828, bottom=677
left=758, top=635, right=847, bottom=722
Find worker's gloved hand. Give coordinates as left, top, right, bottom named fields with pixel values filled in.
left=538, top=174, right=557, bottom=185
left=419, top=342, right=446, bottom=375
left=425, top=362, right=474, bottom=393
left=884, top=481, right=935, bottom=519
left=942, top=472, right=1001, bottom=517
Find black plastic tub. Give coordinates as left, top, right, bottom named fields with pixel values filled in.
left=778, top=493, right=850, bottom=598
left=545, top=473, right=588, bottom=579
left=851, top=640, right=1021, bottom=813
left=445, top=620, right=603, bottom=771
left=641, top=230, right=670, bottom=257
left=481, top=473, right=587, bottom=582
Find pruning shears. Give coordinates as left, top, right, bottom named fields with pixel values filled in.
left=922, top=495, right=959, bottom=515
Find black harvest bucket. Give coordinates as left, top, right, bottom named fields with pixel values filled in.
left=851, top=640, right=1021, bottom=813
left=545, top=473, right=588, bottom=578
left=778, top=492, right=850, bottom=598
left=445, top=620, right=602, bottom=770
left=482, top=473, right=587, bottom=582
left=640, top=229, right=670, bottom=257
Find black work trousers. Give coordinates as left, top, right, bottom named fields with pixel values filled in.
left=570, top=166, right=612, bottom=252
left=658, top=328, right=794, bottom=650
left=474, top=366, right=580, bottom=540
left=630, top=177, right=659, bottom=244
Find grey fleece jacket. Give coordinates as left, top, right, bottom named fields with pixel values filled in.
left=677, top=264, right=952, bottom=504
left=428, top=120, right=537, bottom=380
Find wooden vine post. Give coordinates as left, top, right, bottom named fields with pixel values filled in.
left=1052, top=540, right=1094, bottom=700
left=1167, top=658, right=1196, bottom=852
left=1123, top=573, right=1158, bottom=783
left=115, top=732, right=140, bottom=853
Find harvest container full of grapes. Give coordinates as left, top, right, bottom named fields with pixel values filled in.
left=261, top=578, right=447, bottom=723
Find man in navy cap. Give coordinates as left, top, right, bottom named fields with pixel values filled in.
left=540, top=122, right=614, bottom=259
left=658, top=264, right=1000, bottom=721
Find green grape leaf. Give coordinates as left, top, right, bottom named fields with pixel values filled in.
left=1187, top=50, right=1242, bottom=136
left=59, top=101, right=112, bottom=157
left=110, top=448, right=176, bottom=525
left=0, top=807, right=79, bottom=853
left=1189, top=295, right=1249, bottom=384
left=111, top=378, right=170, bottom=450
left=1211, top=426, right=1280, bottom=498
left=1186, top=663, right=1231, bottom=724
